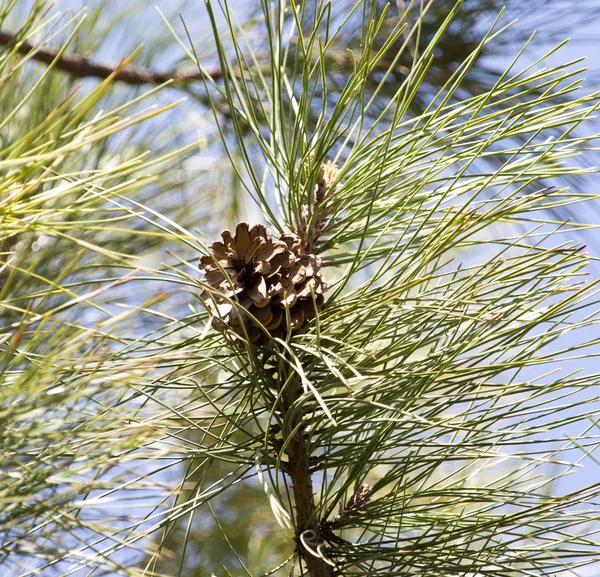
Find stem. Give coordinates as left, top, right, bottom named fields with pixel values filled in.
left=0, top=30, right=222, bottom=85
left=278, top=193, right=335, bottom=577
left=0, top=29, right=407, bottom=90
left=287, top=424, right=334, bottom=577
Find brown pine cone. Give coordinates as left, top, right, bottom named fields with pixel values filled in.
left=199, top=222, right=325, bottom=345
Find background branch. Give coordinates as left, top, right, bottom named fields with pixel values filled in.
left=0, top=29, right=222, bottom=85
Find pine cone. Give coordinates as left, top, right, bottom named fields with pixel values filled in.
left=199, top=222, right=325, bottom=345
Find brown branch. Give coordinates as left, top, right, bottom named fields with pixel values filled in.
left=0, top=29, right=223, bottom=85
left=282, top=376, right=333, bottom=574
left=287, top=428, right=334, bottom=577
left=0, top=28, right=411, bottom=95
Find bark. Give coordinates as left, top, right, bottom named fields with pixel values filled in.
left=287, top=424, right=334, bottom=577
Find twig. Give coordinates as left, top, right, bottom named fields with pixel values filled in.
left=0, top=28, right=410, bottom=91
left=279, top=348, right=333, bottom=577
left=287, top=428, right=334, bottom=577
left=0, top=29, right=223, bottom=85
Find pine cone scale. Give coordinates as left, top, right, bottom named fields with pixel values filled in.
left=248, top=277, right=271, bottom=307
left=241, top=236, right=264, bottom=263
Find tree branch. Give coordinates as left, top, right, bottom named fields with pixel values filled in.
left=287, top=428, right=334, bottom=577
left=0, top=29, right=223, bottom=85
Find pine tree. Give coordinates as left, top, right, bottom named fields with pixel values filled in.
left=2, top=2, right=600, bottom=577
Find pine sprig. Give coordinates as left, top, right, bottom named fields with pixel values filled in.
left=2, top=1, right=600, bottom=577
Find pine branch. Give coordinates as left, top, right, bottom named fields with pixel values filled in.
left=287, top=419, right=334, bottom=577
left=0, top=29, right=411, bottom=91
left=0, top=29, right=223, bottom=85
